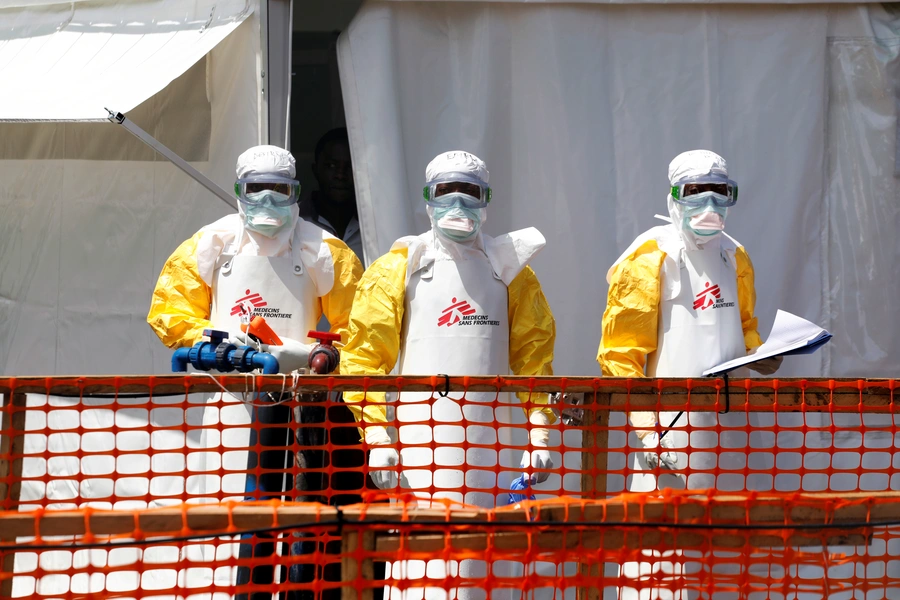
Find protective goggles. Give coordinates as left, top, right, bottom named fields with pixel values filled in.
left=671, top=176, right=738, bottom=208
left=235, top=175, right=301, bottom=206
left=423, top=172, right=491, bottom=209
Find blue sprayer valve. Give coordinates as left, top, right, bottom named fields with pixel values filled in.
left=171, top=328, right=280, bottom=374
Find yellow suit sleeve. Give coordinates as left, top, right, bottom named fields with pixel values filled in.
left=735, top=246, right=763, bottom=352
left=507, top=266, right=557, bottom=422
left=597, top=239, right=666, bottom=378
left=147, top=232, right=213, bottom=349
left=598, top=239, right=666, bottom=440
left=320, top=238, right=363, bottom=351
left=339, top=248, right=408, bottom=426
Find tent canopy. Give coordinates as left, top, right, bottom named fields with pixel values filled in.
left=0, top=0, right=252, bottom=121
left=0, top=2, right=261, bottom=376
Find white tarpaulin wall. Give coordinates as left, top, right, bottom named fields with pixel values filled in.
left=339, top=1, right=900, bottom=381
left=339, top=3, right=900, bottom=597
left=0, top=0, right=252, bottom=121
left=0, top=0, right=263, bottom=595
left=0, top=1, right=261, bottom=377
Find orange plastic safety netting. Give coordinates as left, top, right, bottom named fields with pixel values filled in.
left=0, top=375, right=897, bottom=598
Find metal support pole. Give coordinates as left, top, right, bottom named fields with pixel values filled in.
left=264, top=0, right=294, bottom=149
left=105, top=108, right=237, bottom=211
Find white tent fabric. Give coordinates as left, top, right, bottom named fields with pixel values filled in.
left=339, top=1, right=900, bottom=381
left=0, top=0, right=262, bottom=594
left=0, top=10, right=262, bottom=378
left=339, top=3, right=900, bottom=597
left=3, top=1, right=95, bottom=7
left=0, top=0, right=252, bottom=121
left=376, top=0, right=871, bottom=3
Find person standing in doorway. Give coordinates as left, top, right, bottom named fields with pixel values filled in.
left=301, top=127, right=363, bottom=262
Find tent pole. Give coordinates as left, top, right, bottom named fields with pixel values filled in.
left=105, top=108, right=238, bottom=211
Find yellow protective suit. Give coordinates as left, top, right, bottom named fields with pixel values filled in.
left=598, top=238, right=761, bottom=377
left=597, top=237, right=763, bottom=435
left=340, top=245, right=557, bottom=428
left=147, top=228, right=362, bottom=349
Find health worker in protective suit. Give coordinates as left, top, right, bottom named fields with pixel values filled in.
left=148, top=145, right=361, bottom=357
left=598, top=150, right=781, bottom=600
left=340, top=151, right=557, bottom=600
left=147, top=145, right=362, bottom=596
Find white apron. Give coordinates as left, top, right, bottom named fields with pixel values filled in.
left=181, top=243, right=320, bottom=592
left=636, top=244, right=746, bottom=491
left=196, top=246, right=319, bottom=500
left=387, top=252, right=524, bottom=600
left=621, top=242, right=745, bottom=600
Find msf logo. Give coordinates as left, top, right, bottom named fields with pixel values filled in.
left=438, top=297, right=476, bottom=327
left=230, top=289, right=268, bottom=317
left=693, top=282, right=721, bottom=311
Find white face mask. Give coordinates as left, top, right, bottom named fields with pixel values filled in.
left=436, top=210, right=479, bottom=240
left=439, top=215, right=475, bottom=231
left=432, top=198, right=483, bottom=242
left=240, top=191, right=294, bottom=238
left=667, top=195, right=727, bottom=249
left=688, top=210, right=726, bottom=235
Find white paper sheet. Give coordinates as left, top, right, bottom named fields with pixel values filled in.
left=703, top=310, right=832, bottom=375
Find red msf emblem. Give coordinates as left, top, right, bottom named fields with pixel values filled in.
left=230, top=289, right=268, bottom=316
left=438, top=297, right=476, bottom=327
left=692, top=282, right=721, bottom=311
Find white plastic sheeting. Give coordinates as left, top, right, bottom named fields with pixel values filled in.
left=377, top=0, right=870, bottom=3
left=0, top=5, right=262, bottom=595
left=339, top=1, right=900, bottom=381
left=339, top=3, right=900, bottom=598
left=0, top=14, right=261, bottom=378
left=826, top=8, right=900, bottom=377
left=0, top=0, right=252, bottom=121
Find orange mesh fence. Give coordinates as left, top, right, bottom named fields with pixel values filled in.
left=0, top=494, right=899, bottom=598
left=0, top=375, right=897, bottom=598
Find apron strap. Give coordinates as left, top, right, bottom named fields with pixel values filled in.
left=221, top=225, right=245, bottom=276
left=290, top=239, right=304, bottom=275
left=220, top=247, right=238, bottom=275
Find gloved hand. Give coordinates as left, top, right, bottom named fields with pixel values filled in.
left=365, top=426, right=399, bottom=490
left=260, top=337, right=314, bottom=373
left=521, top=411, right=554, bottom=483
left=748, top=354, right=783, bottom=376
left=226, top=335, right=257, bottom=350
left=521, top=449, right=553, bottom=484
left=641, top=431, right=678, bottom=471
